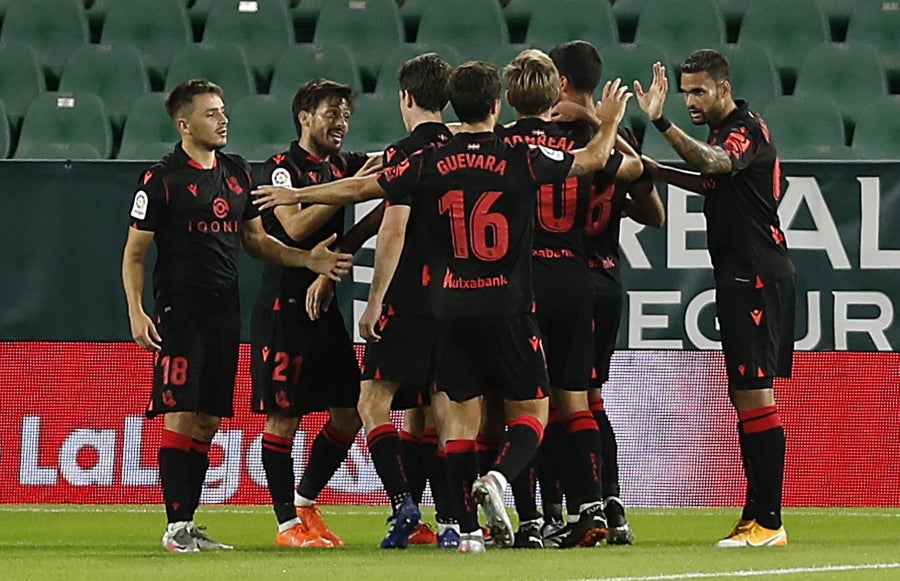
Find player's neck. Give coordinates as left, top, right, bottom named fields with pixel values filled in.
left=406, top=109, right=444, bottom=132
left=514, top=110, right=552, bottom=122
left=710, top=99, right=738, bottom=128
left=181, top=140, right=217, bottom=169
left=298, top=137, right=330, bottom=162
left=561, top=90, right=593, bottom=110
left=457, top=119, right=495, bottom=134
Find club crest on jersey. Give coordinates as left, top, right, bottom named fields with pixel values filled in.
left=271, top=167, right=292, bottom=187
left=130, top=190, right=148, bottom=220
left=226, top=176, right=244, bottom=194
left=537, top=145, right=565, bottom=161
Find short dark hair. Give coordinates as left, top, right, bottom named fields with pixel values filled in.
left=291, top=77, right=355, bottom=137
left=165, top=78, right=223, bottom=120
left=681, top=49, right=731, bottom=82
left=398, top=53, right=452, bottom=113
left=549, top=40, right=603, bottom=94
left=449, top=61, right=501, bottom=124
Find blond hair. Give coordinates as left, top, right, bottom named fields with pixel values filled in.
left=502, top=49, right=559, bottom=116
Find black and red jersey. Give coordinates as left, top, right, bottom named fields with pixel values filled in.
left=377, top=131, right=574, bottom=317
left=703, top=100, right=794, bottom=283
left=128, top=143, right=256, bottom=299
left=380, top=121, right=452, bottom=316
left=495, top=118, right=597, bottom=264
left=257, top=141, right=369, bottom=298
left=584, top=127, right=643, bottom=292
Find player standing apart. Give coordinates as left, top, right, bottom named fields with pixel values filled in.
left=635, top=50, right=794, bottom=547
left=121, top=79, right=351, bottom=552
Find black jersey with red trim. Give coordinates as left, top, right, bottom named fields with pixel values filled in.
left=495, top=118, right=597, bottom=264
left=128, top=143, right=257, bottom=299
left=381, top=121, right=452, bottom=315
left=377, top=131, right=574, bottom=317
left=584, top=127, right=643, bottom=291
left=702, top=101, right=794, bottom=283
left=257, top=141, right=368, bottom=298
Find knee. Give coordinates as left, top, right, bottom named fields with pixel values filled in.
left=330, top=407, right=362, bottom=436
left=265, top=414, right=300, bottom=438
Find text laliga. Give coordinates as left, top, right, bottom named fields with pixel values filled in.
left=17, top=416, right=381, bottom=501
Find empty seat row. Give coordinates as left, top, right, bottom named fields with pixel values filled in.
left=3, top=87, right=899, bottom=162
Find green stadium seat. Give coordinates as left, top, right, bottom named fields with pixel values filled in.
left=313, top=0, right=404, bottom=89
left=202, top=0, right=293, bottom=86
left=291, top=0, right=326, bottom=29
left=489, top=43, right=530, bottom=71
left=342, top=92, right=405, bottom=152
left=58, top=44, right=150, bottom=130
left=15, top=91, right=112, bottom=159
left=846, top=1, right=900, bottom=89
left=374, top=43, right=462, bottom=97
left=715, top=0, right=749, bottom=41
left=0, top=41, right=46, bottom=126
left=639, top=99, right=708, bottom=163
left=165, top=43, right=254, bottom=103
left=0, top=0, right=89, bottom=84
left=716, top=43, right=781, bottom=111
left=502, top=0, right=538, bottom=33
left=738, top=0, right=828, bottom=89
left=816, top=0, right=858, bottom=40
left=101, top=0, right=192, bottom=89
left=634, top=0, right=724, bottom=66
left=416, top=0, right=509, bottom=62
left=761, top=95, right=850, bottom=160
left=611, top=0, right=645, bottom=43
left=0, top=99, right=10, bottom=158
left=118, top=92, right=179, bottom=160
left=225, top=94, right=296, bottom=162
left=850, top=95, right=900, bottom=160
left=793, top=42, right=886, bottom=131
left=598, top=42, right=673, bottom=134
left=85, top=0, right=113, bottom=39
left=524, top=0, right=618, bottom=53
left=270, top=44, right=362, bottom=96
left=397, top=0, right=429, bottom=41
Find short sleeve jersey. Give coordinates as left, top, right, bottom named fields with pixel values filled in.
left=257, top=141, right=369, bottom=299
left=494, top=118, right=598, bottom=264
left=128, top=143, right=257, bottom=300
left=381, top=122, right=453, bottom=315
left=703, top=100, right=794, bottom=283
left=584, top=127, right=644, bottom=291
left=377, top=131, right=574, bottom=317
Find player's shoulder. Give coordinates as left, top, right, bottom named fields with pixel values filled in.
left=218, top=150, right=252, bottom=175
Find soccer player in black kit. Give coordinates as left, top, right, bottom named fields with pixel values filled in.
left=254, top=61, right=633, bottom=553
left=250, top=78, right=373, bottom=549
left=549, top=40, right=666, bottom=546
left=353, top=54, right=457, bottom=549
left=495, top=49, right=642, bottom=549
left=121, top=79, right=351, bottom=553
left=635, top=50, right=794, bottom=547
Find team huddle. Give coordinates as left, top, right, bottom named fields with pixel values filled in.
left=122, top=40, right=795, bottom=554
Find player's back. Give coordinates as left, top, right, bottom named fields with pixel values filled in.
left=379, top=130, right=573, bottom=318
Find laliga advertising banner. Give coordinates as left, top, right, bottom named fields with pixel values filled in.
left=0, top=162, right=898, bottom=507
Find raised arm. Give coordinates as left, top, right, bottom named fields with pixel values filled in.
left=634, top=62, right=732, bottom=175
left=641, top=154, right=707, bottom=195
left=568, top=79, right=631, bottom=177
left=622, top=177, right=665, bottom=227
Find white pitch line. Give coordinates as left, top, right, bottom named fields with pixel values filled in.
left=570, top=562, right=900, bottom=581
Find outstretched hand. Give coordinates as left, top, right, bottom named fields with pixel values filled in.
left=634, top=61, right=668, bottom=121
left=308, top=233, right=353, bottom=282
left=594, top=77, right=633, bottom=126
left=251, top=185, right=300, bottom=210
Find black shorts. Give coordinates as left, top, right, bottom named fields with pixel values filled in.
left=434, top=313, right=549, bottom=403
left=716, top=274, right=795, bottom=384
left=361, top=309, right=435, bottom=386
left=533, top=260, right=593, bottom=390
left=146, top=290, right=240, bottom=419
left=250, top=295, right=360, bottom=416
left=589, top=291, right=624, bottom=388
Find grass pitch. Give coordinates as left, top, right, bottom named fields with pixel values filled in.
left=1, top=505, right=898, bottom=580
